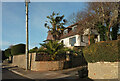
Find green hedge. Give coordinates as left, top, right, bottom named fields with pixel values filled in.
left=90, top=35, right=95, bottom=45
left=5, top=48, right=11, bottom=57
left=83, top=40, right=120, bottom=63
left=11, top=44, right=25, bottom=55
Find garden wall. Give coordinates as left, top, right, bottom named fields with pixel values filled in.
left=12, top=53, right=64, bottom=71
left=88, top=62, right=119, bottom=79
left=31, top=61, right=64, bottom=71
left=12, top=54, right=26, bottom=69
left=12, top=53, right=86, bottom=71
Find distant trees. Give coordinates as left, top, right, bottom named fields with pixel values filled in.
left=11, top=44, right=25, bottom=55
left=1, top=50, right=8, bottom=61
left=45, top=12, right=67, bottom=40
left=5, top=48, right=11, bottom=58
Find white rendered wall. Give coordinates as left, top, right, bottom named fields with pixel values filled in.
left=60, top=35, right=86, bottom=47
left=74, top=35, right=80, bottom=46
left=98, top=34, right=100, bottom=42
left=61, top=37, right=71, bottom=47
left=60, top=33, right=100, bottom=47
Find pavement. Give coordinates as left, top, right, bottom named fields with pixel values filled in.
left=2, top=68, right=28, bottom=79
left=2, top=63, right=86, bottom=79
left=2, top=63, right=120, bottom=81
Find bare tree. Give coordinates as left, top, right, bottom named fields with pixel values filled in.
left=67, top=10, right=88, bottom=26
left=87, top=2, right=119, bottom=40
left=67, top=2, right=120, bottom=41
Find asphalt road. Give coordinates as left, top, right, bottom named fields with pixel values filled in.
left=2, top=68, right=28, bottom=79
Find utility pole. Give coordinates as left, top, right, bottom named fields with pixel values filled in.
left=25, top=0, right=30, bottom=70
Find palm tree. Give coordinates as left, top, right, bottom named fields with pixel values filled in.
left=45, top=12, right=67, bottom=40
left=38, top=41, right=68, bottom=61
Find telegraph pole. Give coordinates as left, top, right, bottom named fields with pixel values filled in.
left=25, top=0, right=30, bottom=70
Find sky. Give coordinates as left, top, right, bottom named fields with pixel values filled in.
left=2, top=2, right=87, bottom=50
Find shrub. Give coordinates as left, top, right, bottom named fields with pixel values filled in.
left=38, top=41, right=68, bottom=61
left=5, top=48, right=11, bottom=57
left=118, top=34, right=120, bottom=40
left=2, top=50, right=8, bottom=61
left=83, top=40, right=120, bottom=63
left=11, top=44, right=25, bottom=55
left=90, top=35, right=95, bottom=45
left=29, top=47, right=38, bottom=53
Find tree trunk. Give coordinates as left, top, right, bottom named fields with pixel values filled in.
left=107, top=24, right=111, bottom=41
left=88, top=35, right=90, bottom=45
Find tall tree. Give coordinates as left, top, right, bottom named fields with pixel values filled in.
left=67, top=10, right=88, bottom=26
left=87, top=2, right=119, bottom=40
left=111, top=2, right=120, bottom=40
left=67, top=12, right=77, bottom=25
left=111, top=24, right=119, bottom=40
left=45, top=12, right=67, bottom=40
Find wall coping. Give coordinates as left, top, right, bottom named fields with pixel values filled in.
left=89, top=62, right=119, bottom=63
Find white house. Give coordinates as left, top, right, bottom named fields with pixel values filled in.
left=59, top=23, right=100, bottom=47
left=45, top=23, right=100, bottom=47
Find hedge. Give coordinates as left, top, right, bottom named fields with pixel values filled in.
left=11, top=44, right=25, bottom=55
left=5, top=48, right=11, bottom=57
left=83, top=40, right=120, bottom=63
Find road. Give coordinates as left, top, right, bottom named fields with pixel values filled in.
left=2, top=68, right=28, bottom=79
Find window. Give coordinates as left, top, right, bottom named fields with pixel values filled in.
left=61, top=40, right=64, bottom=44
left=81, top=35, right=88, bottom=43
left=81, top=35, right=83, bottom=42
left=72, top=26, right=77, bottom=32
left=84, top=35, right=88, bottom=43
left=69, top=37, right=76, bottom=46
left=63, top=29, right=68, bottom=35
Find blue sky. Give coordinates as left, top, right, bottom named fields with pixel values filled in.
left=2, top=2, right=87, bottom=50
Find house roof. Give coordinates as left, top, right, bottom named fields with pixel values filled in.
left=45, top=17, right=99, bottom=41
left=65, top=23, right=78, bottom=29
left=60, top=23, right=84, bottom=39
left=46, top=31, right=54, bottom=41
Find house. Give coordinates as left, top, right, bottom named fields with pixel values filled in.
left=45, top=23, right=100, bottom=47
left=43, top=30, right=55, bottom=43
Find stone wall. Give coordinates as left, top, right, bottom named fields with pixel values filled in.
left=12, top=54, right=26, bottom=69
left=12, top=53, right=64, bottom=71
left=12, top=53, right=86, bottom=71
left=31, top=61, right=64, bottom=71
left=88, top=62, right=119, bottom=79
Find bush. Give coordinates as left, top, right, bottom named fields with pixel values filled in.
left=29, top=47, right=38, bottom=53
left=2, top=50, right=8, bottom=61
left=5, top=48, right=11, bottom=57
left=90, top=35, right=95, bottom=45
left=11, top=44, right=25, bottom=55
left=118, top=34, right=120, bottom=39
left=83, top=40, right=120, bottom=63
left=38, top=41, right=68, bottom=61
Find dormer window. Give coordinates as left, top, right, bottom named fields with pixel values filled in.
left=63, top=29, right=68, bottom=35
left=72, top=25, right=77, bottom=32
